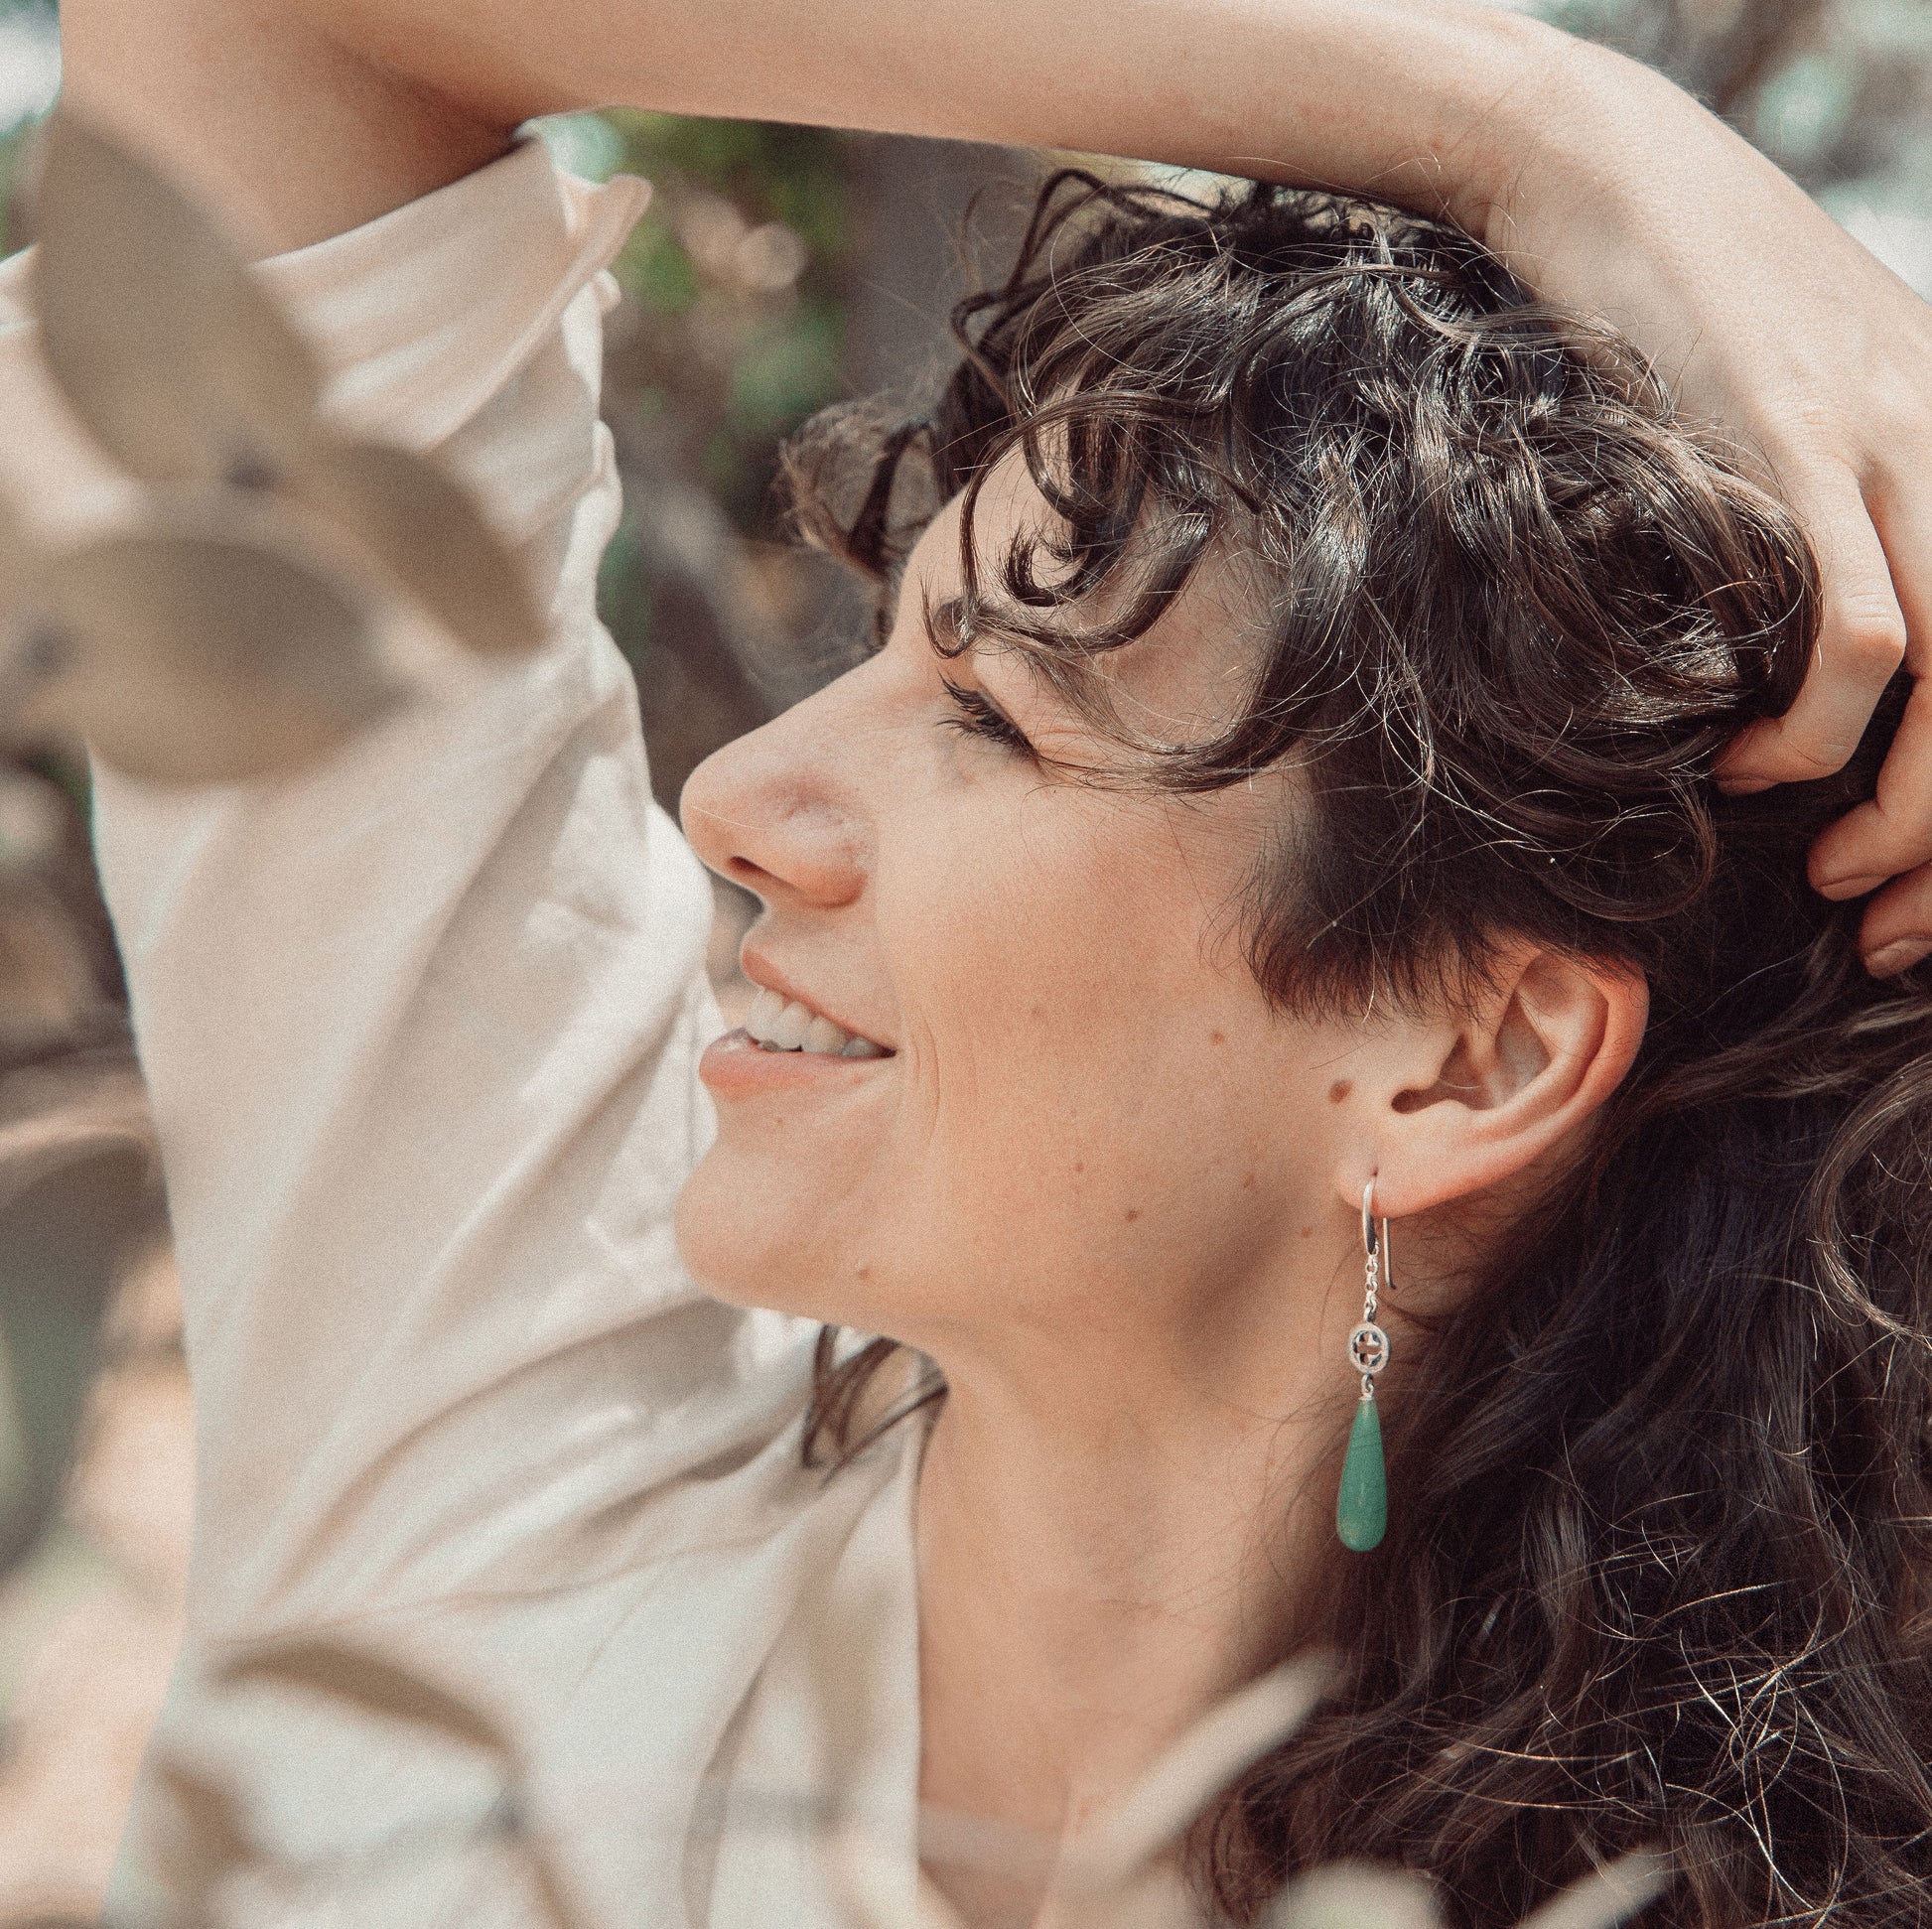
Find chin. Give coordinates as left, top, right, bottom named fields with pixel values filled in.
left=674, top=1143, right=871, bottom=1325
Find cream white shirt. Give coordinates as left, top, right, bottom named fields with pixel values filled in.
left=0, top=141, right=924, bottom=1926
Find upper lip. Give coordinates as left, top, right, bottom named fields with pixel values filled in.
left=739, top=949, right=892, bottom=1051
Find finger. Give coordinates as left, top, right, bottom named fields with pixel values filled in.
left=1808, top=669, right=1932, bottom=897
left=1873, top=464, right=1932, bottom=665
left=1718, top=469, right=1904, bottom=791
left=1859, top=862, right=1932, bottom=977
left=1807, top=472, right=1932, bottom=900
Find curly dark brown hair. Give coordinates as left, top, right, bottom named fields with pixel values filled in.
left=784, top=171, right=1932, bottom=1927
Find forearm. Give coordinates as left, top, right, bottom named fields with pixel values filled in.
left=62, top=0, right=1618, bottom=252
left=310, top=0, right=1579, bottom=224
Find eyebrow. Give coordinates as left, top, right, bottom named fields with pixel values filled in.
left=917, top=591, right=1056, bottom=690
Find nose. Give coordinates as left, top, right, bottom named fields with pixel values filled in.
left=679, top=683, right=870, bottom=909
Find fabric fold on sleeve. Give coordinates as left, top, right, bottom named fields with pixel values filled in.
left=56, top=138, right=814, bottom=1646
left=257, top=137, right=650, bottom=455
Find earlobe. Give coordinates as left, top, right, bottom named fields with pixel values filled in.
left=1345, top=947, right=1649, bottom=1220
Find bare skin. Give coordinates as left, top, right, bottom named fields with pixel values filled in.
left=49, top=5, right=1932, bottom=1922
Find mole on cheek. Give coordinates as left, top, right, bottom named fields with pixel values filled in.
left=1328, top=1079, right=1352, bottom=1104
left=1300, top=1226, right=1313, bottom=1239
left=1210, top=1030, right=1226, bottom=1045
left=1125, top=1208, right=1141, bottom=1223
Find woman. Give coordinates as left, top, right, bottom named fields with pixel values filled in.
left=38, top=1, right=1932, bottom=1925
left=725, top=176, right=1932, bottom=1924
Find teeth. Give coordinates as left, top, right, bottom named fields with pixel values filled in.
left=801, top=1014, right=849, bottom=1055
left=742, top=984, right=890, bottom=1058
left=766, top=1000, right=813, bottom=1050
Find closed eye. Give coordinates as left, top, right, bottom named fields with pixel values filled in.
left=939, top=677, right=1035, bottom=757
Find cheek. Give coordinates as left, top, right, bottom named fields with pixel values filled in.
left=675, top=783, right=1064, bottom=1321
left=868, top=790, right=1317, bottom=1328
left=676, top=765, right=1341, bottom=1344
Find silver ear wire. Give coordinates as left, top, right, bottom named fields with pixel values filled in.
left=1361, top=1177, right=1391, bottom=1294
left=1350, top=1180, right=1393, bottom=1390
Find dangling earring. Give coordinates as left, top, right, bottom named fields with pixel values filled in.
left=1336, top=1178, right=1391, bottom=1553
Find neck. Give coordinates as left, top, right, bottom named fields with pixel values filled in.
left=912, top=1313, right=1349, bottom=1925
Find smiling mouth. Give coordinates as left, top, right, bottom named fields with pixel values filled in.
left=742, top=986, right=893, bottom=1059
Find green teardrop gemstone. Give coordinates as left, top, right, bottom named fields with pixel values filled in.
left=1336, top=1396, right=1387, bottom=1553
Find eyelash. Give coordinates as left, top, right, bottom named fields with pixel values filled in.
left=939, top=677, right=1035, bottom=757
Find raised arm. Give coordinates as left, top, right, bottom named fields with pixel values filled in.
left=47, top=0, right=1857, bottom=257
left=64, top=0, right=1932, bottom=971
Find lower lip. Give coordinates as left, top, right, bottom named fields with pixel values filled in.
left=699, top=1028, right=895, bottom=1098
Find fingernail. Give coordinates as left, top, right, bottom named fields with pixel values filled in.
left=1865, top=939, right=1932, bottom=978
left=1816, top=873, right=1885, bottom=900
left=1716, top=775, right=1774, bottom=796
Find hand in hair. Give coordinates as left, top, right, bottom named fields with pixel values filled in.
left=1476, top=43, right=1932, bottom=976
left=55, top=0, right=1932, bottom=971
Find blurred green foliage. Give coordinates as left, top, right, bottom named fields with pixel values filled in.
left=549, top=109, right=856, bottom=532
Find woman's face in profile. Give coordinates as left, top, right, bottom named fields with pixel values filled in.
left=677, top=461, right=1376, bottom=1367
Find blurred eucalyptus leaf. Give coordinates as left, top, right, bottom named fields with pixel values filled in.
left=0, top=763, right=71, bottom=871
left=0, top=1047, right=150, bottom=1206
left=0, top=1134, right=161, bottom=1584
left=31, top=112, right=542, bottom=659
left=1063, top=1652, right=1337, bottom=1895
left=0, top=511, right=397, bottom=784
left=1517, top=1852, right=1676, bottom=1929
left=298, top=439, right=543, bottom=657
left=33, top=111, right=322, bottom=488
left=1269, top=1863, right=1443, bottom=1929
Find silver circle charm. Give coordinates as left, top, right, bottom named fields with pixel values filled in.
left=1348, top=1322, right=1390, bottom=1375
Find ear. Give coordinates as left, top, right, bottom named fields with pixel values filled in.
left=1335, top=944, right=1648, bottom=1220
